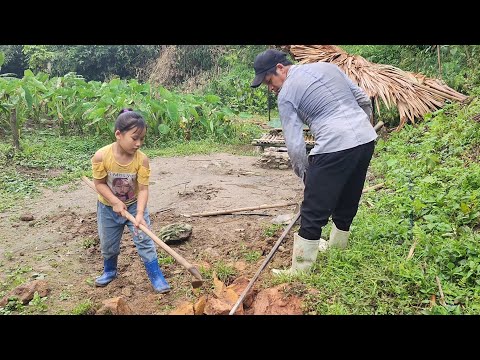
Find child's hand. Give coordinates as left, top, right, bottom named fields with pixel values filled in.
left=134, top=213, right=147, bottom=229
left=112, top=201, right=127, bottom=216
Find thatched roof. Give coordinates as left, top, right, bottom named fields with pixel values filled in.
left=285, top=45, right=468, bottom=129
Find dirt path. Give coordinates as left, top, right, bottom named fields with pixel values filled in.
left=0, top=153, right=304, bottom=314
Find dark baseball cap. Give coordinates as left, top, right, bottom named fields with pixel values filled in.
left=251, top=49, right=288, bottom=88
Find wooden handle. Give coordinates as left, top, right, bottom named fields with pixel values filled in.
left=81, top=176, right=203, bottom=282
left=229, top=211, right=301, bottom=315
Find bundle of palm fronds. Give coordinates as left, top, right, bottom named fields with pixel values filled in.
left=286, top=45, right=468, bottom=129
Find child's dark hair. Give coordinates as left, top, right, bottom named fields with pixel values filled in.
left=115, top=108, right=147, bottom=134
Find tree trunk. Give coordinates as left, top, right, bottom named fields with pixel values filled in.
left=10, top=108, right=21, bottom=150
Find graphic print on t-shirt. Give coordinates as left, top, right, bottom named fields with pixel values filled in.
left=107, top=172, right=137, bottom=203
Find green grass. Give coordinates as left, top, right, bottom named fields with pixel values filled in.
left=0, top=297, right=25, bottom=314
left=271, top=99, right=480, bottom=315
left=263, top=223, right=284, bottom=237
left=157, top=252, right=175, bottom=266
left=0, top=266, right=35, bottom=314
left=59, top=290, right=71, bottom=301
left=0, top=130, right=105, bottom=212
left=1, top=266, right=33, bottom=293
left=199, top=260, right=237, bottom=287
left=81, top=237, right=98, bottom=249
left=27, top=292, right=48, bottom=313
left=144, top=139, right=259, bottom=158
left=71, top=299, right=95, bottom=315
left=212, top=261, right=237, bottom=284
left=243, top=250, right=262, bottom=263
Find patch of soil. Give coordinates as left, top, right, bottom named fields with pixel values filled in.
left=0, top=153, right=304, bottom=315
left=16, top=166, right=64, bottom=180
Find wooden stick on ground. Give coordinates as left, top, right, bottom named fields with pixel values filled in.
left=362, top=182, right=385, bottom=193
left=185, top=202, right=298, bottom=217
left=406, top=239, right=418, bottom=260
left=190, top=182, right=383, bottom=218
left=435, top=275, right=447, bottom=306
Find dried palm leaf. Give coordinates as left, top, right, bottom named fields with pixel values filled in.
left=288, top=45, right=468, bottom=130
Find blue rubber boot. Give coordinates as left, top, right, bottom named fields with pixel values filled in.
left=144, top=259, right=171, bottom=294
left=95, top=256, right=118, bottom=287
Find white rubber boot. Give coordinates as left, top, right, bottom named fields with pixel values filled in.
left=328, top=222, right=350, bottom=249
left=272, top=233, right=320, bottom=276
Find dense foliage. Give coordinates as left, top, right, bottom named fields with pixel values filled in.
left=0, top=45, right=161, bottom=81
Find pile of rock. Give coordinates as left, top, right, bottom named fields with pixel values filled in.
left=256, top=147, right=291, bottom=170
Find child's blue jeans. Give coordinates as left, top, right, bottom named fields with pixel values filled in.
left=97, top=201, right=157, bottom=262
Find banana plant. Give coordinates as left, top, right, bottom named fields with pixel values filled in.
left=22, top=70, right=48, bottom=125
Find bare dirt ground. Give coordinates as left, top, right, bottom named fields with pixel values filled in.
left=0, top=153, right=305, bottom=315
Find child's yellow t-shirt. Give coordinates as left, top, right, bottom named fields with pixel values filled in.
left=91, top=143, right=151, bottom=206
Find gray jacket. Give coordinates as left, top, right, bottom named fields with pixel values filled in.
left=277, top=62, right=377, bottom=178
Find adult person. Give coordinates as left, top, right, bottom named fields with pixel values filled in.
left=251, top=49, right=377, bottom=275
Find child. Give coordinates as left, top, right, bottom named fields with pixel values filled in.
left=91, top=108, right=170, bottom=293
